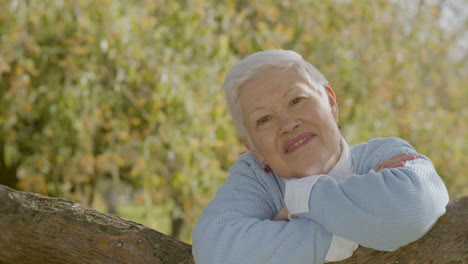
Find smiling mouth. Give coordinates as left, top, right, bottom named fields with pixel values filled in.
left=284, top=134, right=316, bottom=153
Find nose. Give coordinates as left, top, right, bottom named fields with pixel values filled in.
left=279, top=112, right=300, bottom=134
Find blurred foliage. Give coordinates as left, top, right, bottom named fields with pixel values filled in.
left=0, top=0, right=466, bottom=242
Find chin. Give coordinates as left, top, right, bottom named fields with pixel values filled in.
left=302, top=167, right=324, bottom=177
left=274, top=163, right=322, bottom=179
left=291, top=169, right=320, bottom=179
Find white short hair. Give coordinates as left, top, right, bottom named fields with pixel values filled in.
left=222, top=50, right=330, bottom=140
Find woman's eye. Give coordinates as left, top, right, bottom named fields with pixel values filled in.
left=257, top=115, right=271, bottom=125
left=292, top=97, right=303, bottom=105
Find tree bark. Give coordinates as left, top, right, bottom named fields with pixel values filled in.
left=0, top=184, right=466, bottom=264
left=335, top=195, right=468, bottom=264
left=0, top=184, right=194, bottom=264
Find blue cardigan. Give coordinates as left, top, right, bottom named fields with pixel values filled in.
left=192, top=137, right=449, bottom=264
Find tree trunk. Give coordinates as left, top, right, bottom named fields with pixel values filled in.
left=0, top=184, right=466, bottom=264
left=0, top=142, right=19, bottom=189
left=335, top=195, right=468, bottom=264
left=0, top=184, right=194, bottom=264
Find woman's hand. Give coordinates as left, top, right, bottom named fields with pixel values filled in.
left=273, top=207, right=290, bottom=221
left=275, top=154, right=417, bottom=222
left=376, top=153, right=417, bottom=172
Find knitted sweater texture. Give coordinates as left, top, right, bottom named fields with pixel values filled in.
left=192, top=137, right=449, bottom=264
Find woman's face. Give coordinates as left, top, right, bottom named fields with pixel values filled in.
left=240, top=67, right=342, bottom=179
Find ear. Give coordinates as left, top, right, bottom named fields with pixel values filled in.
left=325, top=86, right=339, bottom=120
left=242, top=138, right=265, bottom=164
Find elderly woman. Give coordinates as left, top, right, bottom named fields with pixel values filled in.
left=192, top=50, right=449, bottom=263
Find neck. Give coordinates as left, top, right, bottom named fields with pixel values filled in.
left=323, top=139, right=343, bottom=175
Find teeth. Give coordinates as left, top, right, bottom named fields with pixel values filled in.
left=288, top=137, right=309, bottom=151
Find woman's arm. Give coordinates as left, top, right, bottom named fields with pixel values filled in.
left=276, top=152, right=418, bottom=222
left=192, top=155, right=333, bottom=264
left=285, top=137, right=449, bottom=251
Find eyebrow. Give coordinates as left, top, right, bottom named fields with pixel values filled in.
left=283, top=86, right=296, bottom=98
left=248, top=105, right=266, bottom=116
left=246, top=86, right=298, bottom=116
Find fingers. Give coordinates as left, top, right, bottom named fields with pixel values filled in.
left=273, top=207, right=290, bottom=222
left=385, top=161, right=405, bottom=169
left=376, top=153, right=418, bottom=172
left=377, top=153, right=417, bottom=171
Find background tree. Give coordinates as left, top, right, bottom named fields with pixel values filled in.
left=0, top=0, right=466, bottom=243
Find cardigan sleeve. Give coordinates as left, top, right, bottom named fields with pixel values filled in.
left=192, top=156, right=333, bottom=264
left=292, top=137, right=449, bottom=251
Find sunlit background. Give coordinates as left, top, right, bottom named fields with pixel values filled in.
left=0, top=0, right=466, bottom=243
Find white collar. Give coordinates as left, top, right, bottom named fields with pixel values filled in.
left=280, top=137, right=355, bottom=182
left=327, top=137, right=355, bottom=183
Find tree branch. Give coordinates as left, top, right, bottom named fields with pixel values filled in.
left=335, top=195, right=468, bottom=264
left=0, top=184, right=193, bottom=264
left=0, top=184, right=466, bottom=264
